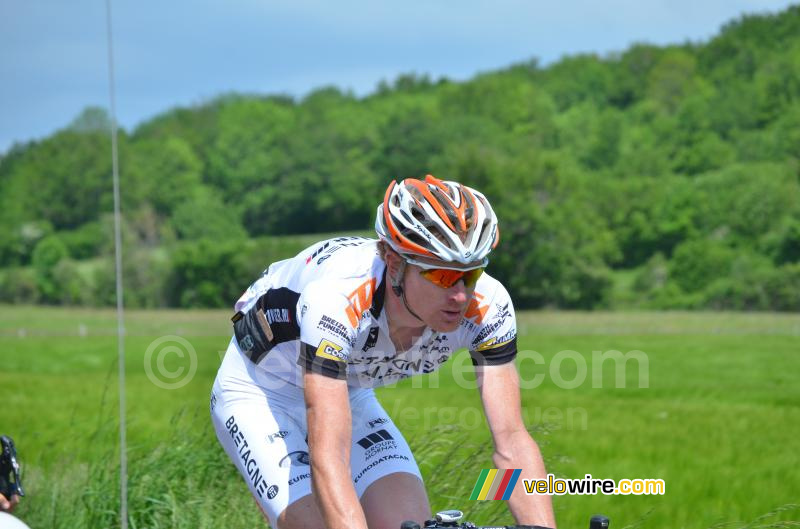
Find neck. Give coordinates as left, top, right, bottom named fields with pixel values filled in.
left=385, top=284, right=427, bottom=350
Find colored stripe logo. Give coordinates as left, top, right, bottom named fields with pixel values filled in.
left=470, top=469, right=521, bottom=500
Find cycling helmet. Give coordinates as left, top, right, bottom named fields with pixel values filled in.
left=375, top=175, right=499, bottom=267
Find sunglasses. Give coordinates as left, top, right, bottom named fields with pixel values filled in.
left=419, top=267, right=484, bottom=289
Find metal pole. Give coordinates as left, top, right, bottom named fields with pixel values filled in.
left=104, top=0, right=128, bottom=526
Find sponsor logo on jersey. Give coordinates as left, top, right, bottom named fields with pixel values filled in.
left=368, top=417, right=389, bottom=428
left=353, top=454, right=410, bottom=484
left=464, top=293, right=489, bottom=324
left=475, top=330, right=516, bottom=352
left=267, top=485, right=279, bottom=500
left=306, top=242, right=331, bottom=264
left=353, top=350, right=451, bottom=380
left=317, top=315, right=354, bottom=346
left=473, top=318, right=508, bottom=344
left=357, top=429, right=397, bottom=460
left=306, top=237, right=369, bottom=266
left=345, top=278, right=377, bottom=327
left=357, top=429, right=393, bottom=449
left=238, top=334, right=255, bottom=352
left=494, top=302, right=512, bottom=322
left=225, top=415, right=271, bottom=499
left=289, top=472, right=311, bottom=486
left=267, top=431, right=289, bottom=443
left=279, top=450, right=310, bottom=468
left=362, top=326, right=379, bottom=352
left=265, top=308, right=291, bottom=325
left=427, top=334, right=450, bottom=355
left=315, top=339, right=347, bottom=362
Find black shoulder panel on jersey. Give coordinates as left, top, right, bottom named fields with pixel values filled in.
left=469, top=336, right=517, bottom=366
left=232, top=287, right=300, bottom=364
left=369, top=271, right=387, bottom=318
left=299, top=342, right=348, bottom=380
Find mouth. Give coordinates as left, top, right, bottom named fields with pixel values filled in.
left=441, top=309, right=463, bottom=322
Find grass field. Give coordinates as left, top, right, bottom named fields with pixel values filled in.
left=1, top=306, right=799, bottom=528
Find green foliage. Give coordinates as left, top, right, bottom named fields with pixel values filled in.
left=764, top=217, right=800, bottom=265
left=60, top=221, right=107, bottom=260
left=125, top=136, right=205, bottom=216
left=2, top=5, right=800, bottom=309
left=31, top=234, right=68, bottom=303
left=92, top=249, right=173, bottom=308
left=0, top=220, right=54, bottom=267
left=492, top=186, right=617, bottom=309
left=170, top=192, right=247, bottom=242
left=49, top=258, right=95, bottom=305
left=694, top=163, right=798, bottom=241
left=0, top=266, right=40, bottom=303
left=669, top=239, right=737, bottom=293
left=166, top=240, right=251, bottom=307
left=67, top=106, right=112, bottom=133
left=1, top=129, right=114, bottom=230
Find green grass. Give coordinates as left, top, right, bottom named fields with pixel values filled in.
left=1, top=306, right=799, bottom=528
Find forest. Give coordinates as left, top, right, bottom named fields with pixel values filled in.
left=1, top=5, right=798, bottom=310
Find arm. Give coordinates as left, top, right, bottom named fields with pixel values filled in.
left=476, top=362, right=556, bottom=528
left=0, top=492, right=19, bottom=512
left=304, top=371, right=369, bottom=529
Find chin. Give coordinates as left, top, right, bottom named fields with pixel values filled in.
left=432, top=318, right=461, bottom=333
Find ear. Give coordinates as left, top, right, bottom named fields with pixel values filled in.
left=383, top=247, right=402, bottom=277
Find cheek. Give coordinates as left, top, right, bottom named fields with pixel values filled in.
left=409, top=274, right=444, bottom=304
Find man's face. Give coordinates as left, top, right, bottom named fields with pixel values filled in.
left=402, top=261, right=476, bottom=332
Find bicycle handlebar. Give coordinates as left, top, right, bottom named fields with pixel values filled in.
left=401, top=511, right=609, bottom=529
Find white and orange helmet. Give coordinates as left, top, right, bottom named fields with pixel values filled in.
left=375, top=175, right=500, bottom=267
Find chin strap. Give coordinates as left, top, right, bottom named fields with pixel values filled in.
left=391, top=260, right=424, bottom=322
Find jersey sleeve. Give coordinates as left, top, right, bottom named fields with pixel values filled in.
left=296, top=280, right=358, bottom=380
left=467, top=280, right=518, bottom=366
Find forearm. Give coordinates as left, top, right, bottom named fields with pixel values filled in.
left=310, top=456, right=368, bottom=529
left=305, top=373, right=368, bottom=529
left=493, top=430, right=556, bottom=528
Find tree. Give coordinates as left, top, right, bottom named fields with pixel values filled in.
left=31, top=234, right=68, bottom=303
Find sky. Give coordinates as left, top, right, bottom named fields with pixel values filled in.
left=1, top=0, right=797, bottom=153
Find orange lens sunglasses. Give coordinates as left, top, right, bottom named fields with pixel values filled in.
left=418, top=267, right=484, bottom=289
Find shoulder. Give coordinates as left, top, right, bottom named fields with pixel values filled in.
left=463, top=272, right=514, bottom=327
left=299, top=248, right=386, bottom=330
left=462, top=272, right=517, bottom=364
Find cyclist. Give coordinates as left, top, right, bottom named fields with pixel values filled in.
left=211, top=175, right=556, bottom=529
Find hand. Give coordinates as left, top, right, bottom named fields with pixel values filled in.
left=0, top=492, right=20, bottom=512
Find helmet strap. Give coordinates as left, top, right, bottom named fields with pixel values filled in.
left=401, top=289, right=425, bottom=323
left=391, top=259, right=424, bottom=322
left=390, top=260, right=405, bottom=297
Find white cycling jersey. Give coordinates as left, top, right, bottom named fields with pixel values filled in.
left=231, top=236, right=518, bottom=388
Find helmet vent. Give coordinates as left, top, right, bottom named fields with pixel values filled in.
left=410, top=206, right=427, bottom=225
left=476, top=218, right=491, bottom=247
left=427, top=223, right=452, bottom=245
left=404, top=230, right=431, bottom=249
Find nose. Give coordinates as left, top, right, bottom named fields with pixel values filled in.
left=448, top=280, right=468, bottom=304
